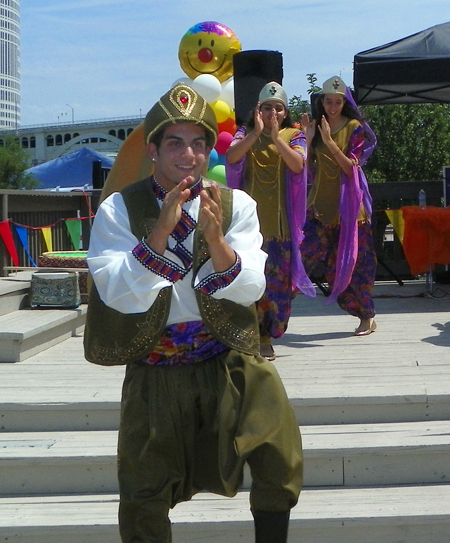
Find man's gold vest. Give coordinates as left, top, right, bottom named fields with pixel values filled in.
left=84, top=178, right=260, bottom=366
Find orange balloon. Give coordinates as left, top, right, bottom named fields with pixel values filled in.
left=218, top=117, right=237, bottom=135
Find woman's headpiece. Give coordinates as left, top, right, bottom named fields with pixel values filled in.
left=258, top=81, right=288, bottom=108
left=321, top=76, right=347, bottom=96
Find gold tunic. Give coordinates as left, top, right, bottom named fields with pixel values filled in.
left=307, top=118, right=367, bottom=225
left=245, top=127, right=302, bottom=238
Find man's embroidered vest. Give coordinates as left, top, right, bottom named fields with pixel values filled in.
left=84, top=177, right=260, bottom=366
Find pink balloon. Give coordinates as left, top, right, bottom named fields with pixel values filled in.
left=215, top=131, right=234, bottom=155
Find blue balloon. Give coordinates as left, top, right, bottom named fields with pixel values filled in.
left=208, top=148, right=219, bottom=169
left=216, top=153, right=226, bottom=166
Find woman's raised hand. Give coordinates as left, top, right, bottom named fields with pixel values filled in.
left=270, top=109, right=280, bottom=141
left=317, top=115, right=332, bottom=145
left=253, top=102, right=264, bottom=136
left=301, top=113, right=315, bottom=146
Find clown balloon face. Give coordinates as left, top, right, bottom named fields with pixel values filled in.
left=178, top=21, right=241, bottom=83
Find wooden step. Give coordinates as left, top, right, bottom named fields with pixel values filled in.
left=1, top=333, right=450, bottom=432
left=4, top=388, right=450, bottom=432
left=2, top=387, right=450, bottom=432
left=1, top=485, right=450, bottom=543
left=302, top=420, right=450, bottom=487
left=0, top=307, right=87, bottom=363
left=0, top=279, right=30, bottom=317
left=1, top=420, right=449, bottom=496
left=0, top=279, right=449, bottom=542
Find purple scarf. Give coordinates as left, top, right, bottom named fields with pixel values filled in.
left=324, top=87, right=376, bottom=305
left=225, top=131, right=315, bottom=298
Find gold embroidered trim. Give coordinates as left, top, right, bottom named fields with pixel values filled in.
left=88, top=289, right=171, bottom=365
left=168, top=85, right=198, bottom=117
left=199, top=295, right=260, bottom=354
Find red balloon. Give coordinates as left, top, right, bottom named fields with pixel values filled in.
left=218, top=117, right=237, bottom=135
left=215, top=131, right=234, bottom=154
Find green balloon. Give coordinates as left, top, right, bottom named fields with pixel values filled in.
left=207, top=164, right=226, bottom=185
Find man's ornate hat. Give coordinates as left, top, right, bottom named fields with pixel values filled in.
left=143, top=83, right=218, bottom=145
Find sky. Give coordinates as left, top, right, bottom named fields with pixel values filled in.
left=19, top=0, right=450, bottom=127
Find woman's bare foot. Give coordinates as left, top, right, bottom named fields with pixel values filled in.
left=354, top=318, right=377, bottom=336
left=260, top=342, right=276, bottom=361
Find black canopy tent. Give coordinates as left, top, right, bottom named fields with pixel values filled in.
left=353, top=21, right=450, bottom=105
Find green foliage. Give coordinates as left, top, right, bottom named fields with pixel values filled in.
left=288, top=74, right=323, bottom=124
left=0, top=136, right=38, bottom=189
left=288, top=73, right=325, bottom=124
left=306, top=73, right=321, bottom=95
left=288, top=95, right=310, bottom=123
left=361, top=103, right=450, bottom=183
left=292, top=73, right=450, bottom=184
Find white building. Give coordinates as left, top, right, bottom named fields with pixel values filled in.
left=0, top=0, right=20, bottom=129
left=0, top=115, right=142, bottom=166
left=0, top=1, right=144, bottom=166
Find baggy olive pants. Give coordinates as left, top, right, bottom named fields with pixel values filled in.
left=117, top=349, right=303, bottom=543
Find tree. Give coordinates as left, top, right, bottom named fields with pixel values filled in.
left=0, top=136, right=38, bottom=189
left=288, top=95, right=309, bottom=123
left=288, top=74, right=322, bottom=124
left=361, top=103, right=450, bottom=183
left=291, top=73, right=450, bottom=184
left=305, top=73, right=321, bottom=95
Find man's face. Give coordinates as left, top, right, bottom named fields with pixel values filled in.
left=147, top=123, right=210, bottom=191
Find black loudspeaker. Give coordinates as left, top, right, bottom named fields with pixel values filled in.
left=233, top=50, right=283, bottom=126
left=310, top=92, right=321, bottom=120
left=92, top=160, right=110, bottom=189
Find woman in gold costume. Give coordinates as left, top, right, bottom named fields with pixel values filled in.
left=301, top=76, right=377, bottom=336
left=226, top=82, right=314, bottom=360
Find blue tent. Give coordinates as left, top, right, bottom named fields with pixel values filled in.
left=26, top=147, right=114, bottom=189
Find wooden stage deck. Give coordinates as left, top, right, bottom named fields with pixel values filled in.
left=2, top=278, right=449, bottom=424
left=1, top=277, right=450, bottom=542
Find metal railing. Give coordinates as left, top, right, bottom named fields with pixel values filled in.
left=0, top=115, right=143, bottom=133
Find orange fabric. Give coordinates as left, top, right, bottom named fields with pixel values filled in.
left=100, top=123, right=154, bottom=202
left=402, top=206, right=450, bottom=275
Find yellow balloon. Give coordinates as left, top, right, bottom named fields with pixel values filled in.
left=178, top=21, right=241, bottom=83
left=211, top=100, right=231, bottom=123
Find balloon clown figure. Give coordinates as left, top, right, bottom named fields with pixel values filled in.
left=100, top=21, right=241, bottom=201
left=178, top=21, right=240, bottom=83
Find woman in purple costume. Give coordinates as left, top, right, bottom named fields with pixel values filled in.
left=301, top=75, right=377, bottom=336
left=226, top=82, right=314, bottom=360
